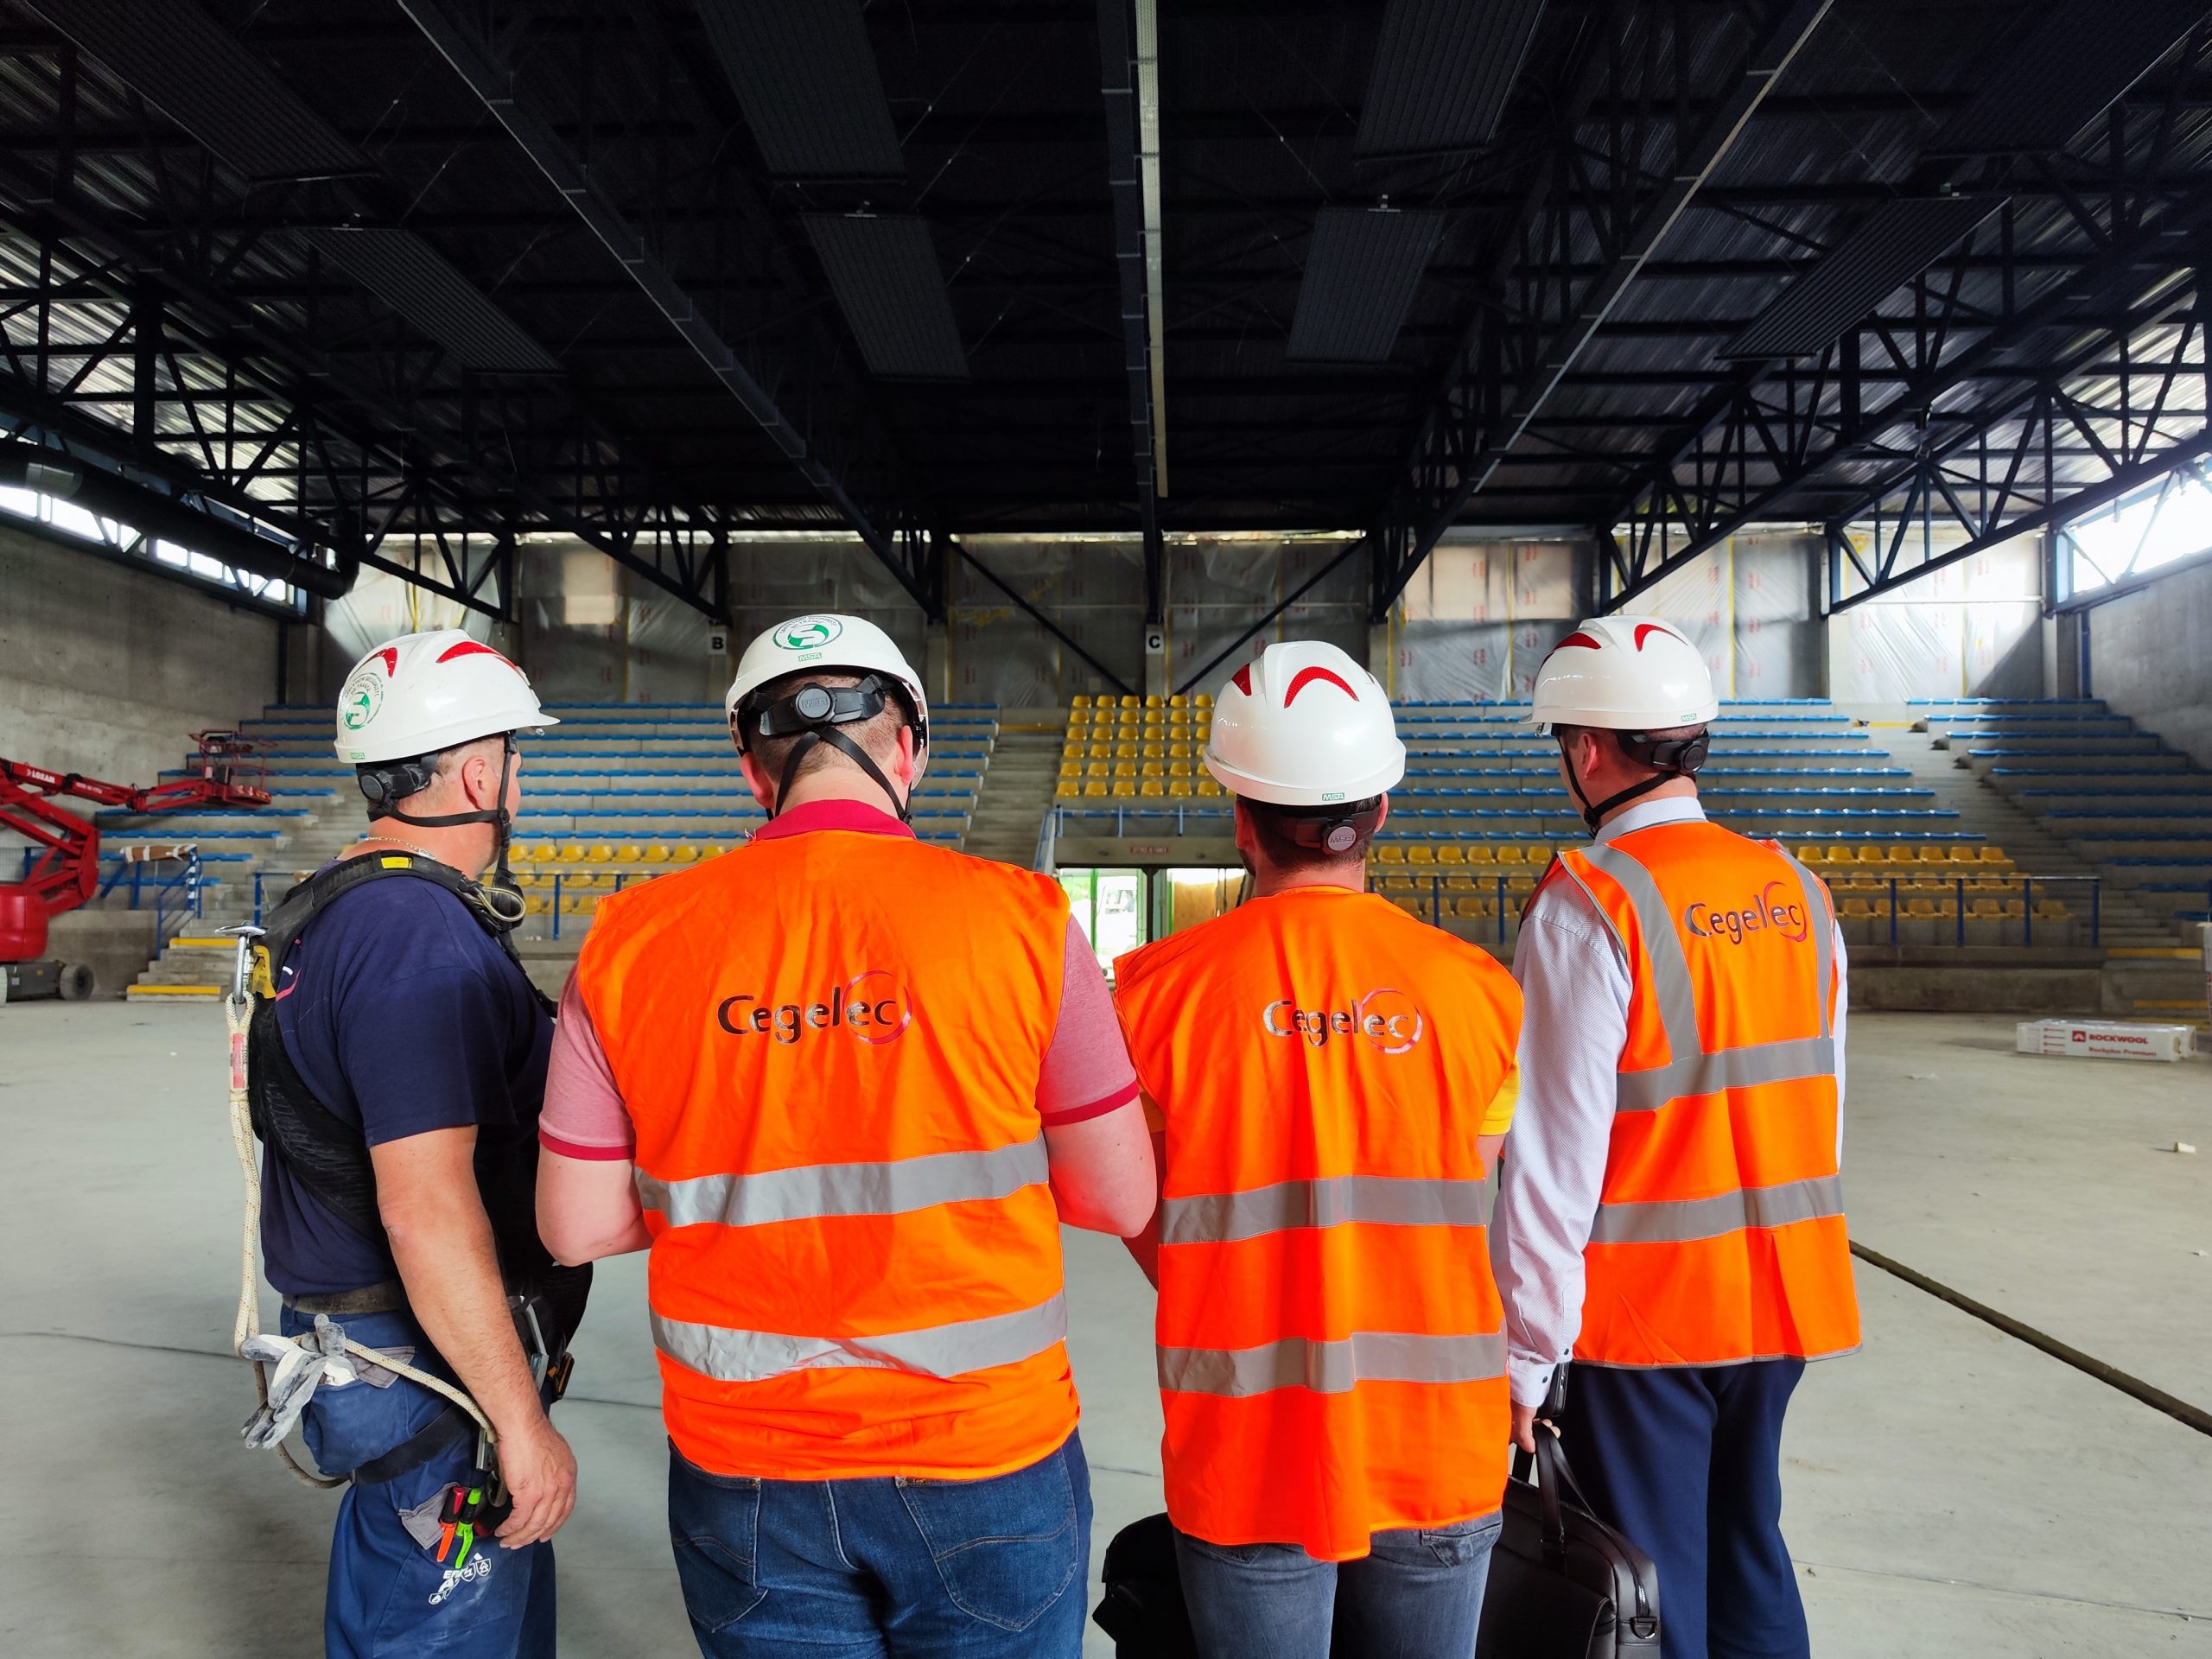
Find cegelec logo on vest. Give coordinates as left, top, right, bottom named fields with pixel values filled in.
left=1681, top=880, right=1809, bottom=945
left=715, top=970, right=912, bottom=1046
left=1261, top=988, right=1427, bottom=1055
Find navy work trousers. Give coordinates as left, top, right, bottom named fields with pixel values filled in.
left=1556, top=1359, right=1808, bottom=1659
left=283, top=1306, right=555, bottom=1659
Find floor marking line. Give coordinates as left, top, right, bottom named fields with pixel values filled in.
left=1791, top=1557, right=2212, bottom=1622
left=1849, top=1241, right=2212, bottom=1439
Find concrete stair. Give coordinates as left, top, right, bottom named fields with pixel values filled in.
left=961, top=717, right=1065, bottom=868
left=1862, top=715, right=2178, bottom=948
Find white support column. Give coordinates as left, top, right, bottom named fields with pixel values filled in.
left=925, top=620, right=952, bottom=707
left=1143, top=622, right=1169, bottom=697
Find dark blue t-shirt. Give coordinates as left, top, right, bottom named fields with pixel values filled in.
left=260, top=873, right=553, bottom=1296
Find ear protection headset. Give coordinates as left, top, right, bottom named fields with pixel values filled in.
left=737, top=674, right=919, bottom=821
left=1270, top=797, right=1385, bottom=855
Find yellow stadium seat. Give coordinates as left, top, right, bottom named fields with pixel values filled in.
left=1978, top=846, right=2009, bottom=866
left=1406, top=844, right=1435, bottom=865
left=1084, top=781, right=1108, bottom=798
left=2034, top=899, right=2069, bottom=920
left=1120, top=695, right=1142, bottom=709
left=642, top=844, right=670, bottom=864
left=1059, top=760, right=1082, bottom=779
left=1087, top=743, right=1111, bottom=760
left=1917, top=845, right=1948, bottom=864
left=523, top=843, right=555, bottom=863
left=613, top=844, right=642, bottom=863
left=1491, top=845, right=1523, bottom=866
left=1453, top=897, right=1491, bottom=919
left=1840, top=897, right=1876, bottom=919
left=1141, top=761, right=1165, bottom=779
left=1140, top=779, right=1166, bottom=798
left=1825, top=843, right=1854, bottom=865
left=1194, top=693, right=1212, bottom=708
left=1167, top=742, right=1192, bottom=760
left=1141, top=742, right=1164, bottom=760
left=1146, top=694, right=1165, bottom=708
left=1085, top=762, right=1110, bottom=779
left=1168, top=694, right=1189, bottom=708
left=1168, top=779, right=1192, bottom=798
left=1071, top=695, right=1090, bottom=709
left=1969, top=898, right=2004, bottom=918
left=1886, top=846, right=1917, bottom=865
left=1142, top=708, right=1166, bottom=726
left=1057, top=780, right=1082, bottom=798
left=1373, top=843, right=1404, bottom=864
left=1114, top=741, right=1138, bottom=759
left=1434, top=844, right=1465, bottom=865
left=1947, top=845, right=1980, bottom=865
left=1197, top=779, right=1223, bottom=797
left=1112, top=761, right=1137, bottom=779
left=557, top=845, right=587, bottom=863
left=1463, top=844, right=1495, bottom=865
left=1854, top=846, right=1887, bottom=864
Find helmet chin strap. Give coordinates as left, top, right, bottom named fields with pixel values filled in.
left=378, top=736, right=525, bottom=925
left=1556, top=732, right=1688, bottom=836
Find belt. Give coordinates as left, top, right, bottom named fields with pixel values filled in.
left=282, top=1280, right=408, bottom=1316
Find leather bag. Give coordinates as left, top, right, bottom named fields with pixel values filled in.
left=1474, top=1429, right=1661, bottom=1658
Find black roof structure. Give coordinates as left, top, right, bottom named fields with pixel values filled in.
left=0, top=0, right=2207, bottom=625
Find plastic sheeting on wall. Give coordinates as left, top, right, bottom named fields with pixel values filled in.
left=953, top=536, right=1143, bottom=707
left=1393, top=536, right=1586, bottom=701
left=1826, top=529, right=2044, bottom=700
left=1163, top=534, right=1366, bottom=700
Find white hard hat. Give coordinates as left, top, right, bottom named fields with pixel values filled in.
left=725, top=612, right=930, bottom=762
left=1205, top=640, right=1405, bottom=806
left=333, top=630, right=555, bottom=765
left=1527, top=615, right=1719, bottom=730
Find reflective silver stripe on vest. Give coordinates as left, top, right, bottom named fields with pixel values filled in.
left=1572, top=841, right=1838, bottom=1116
left=652, top=1292, right=1069, bottom=1385
left=1588, top=1173, right=1847, bottom=1245
left=1158, top=1328, right=1507, bottom=1398
left=635, top=1136, right=1049, bottom=1230
left=1159, top=1173, right=1494, bottom=1247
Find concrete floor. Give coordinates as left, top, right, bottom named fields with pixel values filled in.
left=0, top=1004, right=2207, bottom=1656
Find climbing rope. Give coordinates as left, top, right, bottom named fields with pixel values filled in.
left=224, top=976, right=499, bottom=1490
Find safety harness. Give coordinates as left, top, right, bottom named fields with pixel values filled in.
left=736, top=673, right=927, bottom=822
left=1557, top=727, right=1713, bottom=833
left=223, top=853, right=580, bottom=1496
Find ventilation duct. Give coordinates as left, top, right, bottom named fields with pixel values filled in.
left=803, top=215, right=967, bottom=380
left=1355, top=0, right=1547, bottom=158
left=1287, top=207, right=1444, bottom=363
left=23, top=0, right=372, bottom=183
left=693, top=0, right=905, bottom=179
left=1722, top=196, right=2000, bottom=360
left=299, top=229, right=560, bottom=373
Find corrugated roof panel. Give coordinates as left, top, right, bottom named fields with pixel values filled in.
left=298, top=229, right=561, bottom=373
left=1356, top=0, right=1547, bottom=158
left=1287, top=207, right=1444, bottom=364
left=1722, top=197, right=2001, bottom=360
left=694, top=0, right=905, bottom=180
left=23, top=0, right=371, bottom=184
left=1927, top=0, right=2209, bottom=157
left=803, top=215, right=967, bottom=380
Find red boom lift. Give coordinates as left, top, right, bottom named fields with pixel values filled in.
left=0, top=733, right=271, bottom=1001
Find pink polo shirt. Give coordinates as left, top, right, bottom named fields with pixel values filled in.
left=538, top=798, right=1139, bottom=1159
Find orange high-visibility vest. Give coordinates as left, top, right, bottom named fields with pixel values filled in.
left=575, top=830, right=1077, bottom=1481
left=1551, top=820, right=1859, bottom=1369
left=1115, top=887, right=1522, bottom=1562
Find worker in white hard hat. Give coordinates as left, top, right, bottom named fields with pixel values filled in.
left=1492, top=615, right=1859, bottom=1659
left=1109, top=640, right=1523, bottom=1659
left=532, top=613, right=1155, bottom=1657
left=246, top=630, right=587, bottom=1656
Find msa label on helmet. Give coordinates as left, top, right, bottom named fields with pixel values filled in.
left=339, top=667, right=385, bottom=734
left=776, top=616, right=844, bottom=652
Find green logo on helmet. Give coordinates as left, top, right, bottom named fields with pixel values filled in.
left=338, top=669, right=385, bottom=733
left=777, top=617, right=842, bottom=652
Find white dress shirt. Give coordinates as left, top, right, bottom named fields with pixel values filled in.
left=1491, top=795, right=1849, bottom=1406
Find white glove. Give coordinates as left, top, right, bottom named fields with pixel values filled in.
left=239, top=1320, right=359, bottom=1449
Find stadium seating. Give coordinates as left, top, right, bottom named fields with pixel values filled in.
left=1927, top=696, right=2212, bottom=932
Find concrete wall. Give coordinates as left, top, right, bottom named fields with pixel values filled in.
left=2085, top=555, right=2212, bottom=767
left=0, top=524, right=280, bottom=790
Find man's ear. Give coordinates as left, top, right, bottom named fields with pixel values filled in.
left=1231, top=798, right=1259, bottom=862
left=460, top=742, right=503, bottom=810
left=1374, top=795, right=1390, bottom=834
left=737, top=747, right=776, bottom=814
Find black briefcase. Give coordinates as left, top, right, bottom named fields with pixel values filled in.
left=1093, top=1511, right=1201, bottom=1659
left=1474, top=1430, right=1661, bottom=1659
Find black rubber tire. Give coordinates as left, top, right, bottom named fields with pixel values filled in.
left=55, top=963, right=96, bottom=1001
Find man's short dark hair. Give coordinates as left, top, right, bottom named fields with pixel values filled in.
left=737, top=670, right=912, bottom=787
left=1240, top=796, right=1384, bottom=871
left=1554, top=721, right=1704, bottom=760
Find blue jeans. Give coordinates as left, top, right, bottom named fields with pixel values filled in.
left=281, top=1306, right=555, bottom=1659
left=1173, top=1511, right=1504, bottom=1659
left=1558, top=1360, right=1808, bottom=1659
left=667, top=1431, right=1092, bottom=1658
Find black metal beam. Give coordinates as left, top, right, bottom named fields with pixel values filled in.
left=956, top=540, right=1134, bottom=696
left=1363, top=0, right=1839, bottom=625
left=397, top=0, right=940, bottom=617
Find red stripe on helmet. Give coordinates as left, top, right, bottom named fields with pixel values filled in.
left=436, top=639, right=520, bottom=673
left=1282, top=665, right=1357, bottom=707
left=1553, top=631, right=1604, bottom=652
left=1230, top=664, right=1255, bottom=696
left=1633, top=622, right=1679, bottom=651
left=372, top=647, right=398, bottom=676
